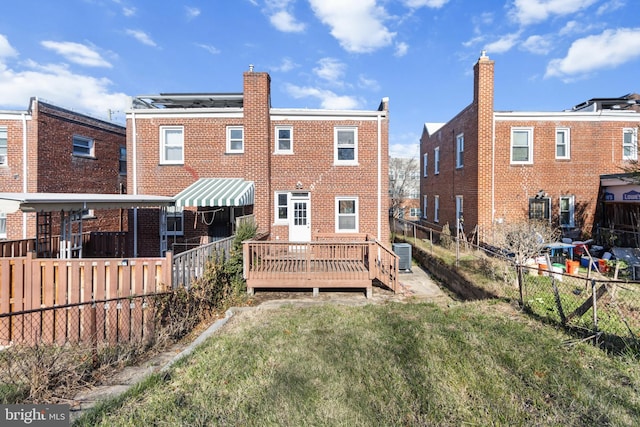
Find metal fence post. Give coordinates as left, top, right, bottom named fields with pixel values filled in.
left=592, top=279, right=598, bottom=346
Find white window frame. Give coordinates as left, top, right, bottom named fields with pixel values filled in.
left=166, top=206, right=184, bottom=236
left=72, top=135, right=95, bottom=158
left=275, top=126, right=293, bottom=154
left=559, top=195, right=575, bottom=228
left=226, top=126, right=244, bottom=153
left=0, top=211, right=6, bottom=238
left=334, top=127, right=358, bottom=165
left=555, top=128, right=570, bottom=160
left=0, top=127, right=7, bottom=166
left=335, top=197, right=359, bottom=233
left=456, top=195, right=464, bottom=230
left=409, top=171, right=420, bottom=180
left=423, top=196, right=428, bottom=219
left=434, top=195, right=439, bottom=223
left=274, top=191, right=289, bottom=224
left=511, top=127, right=533, bottom=165
left=423, top=153, right=428, bottom=177
left=409, top=208, right=421, bottom=217
left=434, top=147, right=440, bottom=175
left=456, top=133, right=464, bottom=168
left=623, top=128, right=638, bottom=161
left=160, top=126, right=184, bottom=164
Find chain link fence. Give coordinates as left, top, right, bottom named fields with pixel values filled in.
left=392, top=218, right=640, bottom=352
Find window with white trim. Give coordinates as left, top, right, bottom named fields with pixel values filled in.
left=0, top=127, right=7, bottom=166
left=0, top=211, right=6, bottom=238
left=166, top=206, right=184, bottom=236
left=160, top=126, right=184, bottom=164
left=511, top=127, right=533, bottom=164
left=623, top=128, right=638, bottom=161
left=456, top=134, right=464, bottom=168
left=423, top=196, right=428, bottom=219
left=409, top=171, right=420, bottom=180
left=334, top=127, right=357, bottom=165
left=434, top=195, right=439, bottom=223
left=555, top=128, right=570, bottom=159
left=560, top=195, right=575, bottom=228
left=227, top=126, right=244, bottom=153
left=275, top=126, right=293, bottom=154
left=434, top=147, right=440, bottom=174
left=73, top=135, right=94, bottom=157
left=275, top=192, right=289, bottom=224
left=336, top=197, right=358, bottom=232
left=423, top=153, right=428, bottom=177
left=410, top=208, right=421, bottom=217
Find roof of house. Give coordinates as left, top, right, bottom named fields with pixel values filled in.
left=0, top=193, right=174, bottom=213
left=132, top=93, right=244, bottom=109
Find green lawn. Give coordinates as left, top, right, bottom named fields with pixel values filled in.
left=75, top=301, right=640, bottom=426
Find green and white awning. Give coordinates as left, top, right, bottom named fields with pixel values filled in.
left=174, top=178, right=254, bottom=207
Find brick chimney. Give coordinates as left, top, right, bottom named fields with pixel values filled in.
left=474, top=51, right=495, bottom=230
left=242, top=66, right=272, bottom=234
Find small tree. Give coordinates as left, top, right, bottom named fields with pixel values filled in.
left=492, top=220, right=561, bottom=265
left=389, top=157, right=419, bottom=218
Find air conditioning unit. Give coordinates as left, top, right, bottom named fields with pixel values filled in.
left=392, top=243, right=412, bottom=271
left=633, top=265, right=640, bottom=281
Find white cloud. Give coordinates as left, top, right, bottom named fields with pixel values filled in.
left=509, top=0, right=598, bottom=26
left=484, top=32, right=520, bottom=54
left=125, top=29, right=157, bottom=47
left=546, top=27, right=640, bottom=78
left=122, top=6, right=136, bottom=17
left=186, top=7, right=201, bottom=19
left=597, top=0, right=626, bottom=15
left=389, top=142, right=419, bottom=158
left=309, top=0, right=395, bottom=53
left=0, top=34, right=18, bottom=58
left=394, top=41, right=409, bottom=57
left=284, top=83, right=360, bottom=109
left=270, top=57, right=298, bottom=72
left=403, top=0, right=449, bottom=8
left=558, top=20, right=602, bottom=36
left=196, top=43, right=220, bottom=55
left=41, top=41, right=112, bottom=68
left=358, top=75, right=380, bottom=91
left=521, top=35, right=552, bottom=55
left=270, top=10, right=306, bottom=32
left=313, top=57, right=346, bottom=81
left=0, top=57, right=130, bottom=120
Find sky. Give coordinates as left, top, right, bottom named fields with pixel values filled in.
left=0, top=0, right=639, bottom=158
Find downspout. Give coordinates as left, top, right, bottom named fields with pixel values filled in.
left=491, top=113, right=496, bottom=232
left=131, top=111, right=138, bottom=257
left=21, top=112, right=28, bottom=238
left=377, top=113, right=382, bottom=242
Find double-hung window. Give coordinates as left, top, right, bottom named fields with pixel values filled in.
left=456, top=134, right=464, bottom=168
left=623, top=128, right=638, bottom=161
left=275, top=126, right=293, bottom=154
left=336, top=197, right=358, bottom=232
left=160, top=126, right=184, bottom=164
left=423, top=196, right=428, bottom=219
left=0, top=211, right=6, bottom=238
left=511, top=128, right=533, bottom=164
left=434, top=196, right=439, bottom=223
left=119, top=146, right=127, bottom=174
left=410, top=208, right=421, bottom=217
left=166, top=206, right=184, bottom=236
left=0, top=127, right=7, bottom=166
left=73, top=135, right=94, bottom=157
left=335, top=127, right=357, bottom=165
left=423, top=153, right=428, bottom=177
left=275, top=192, right=289, bottom=224
left=555, top=128, right=570, bottom=159
left=434, top=147, right=440, bottom=174
left=559, top=195, right=575, bottom=228
left=227, top=126, right=244, bottom=153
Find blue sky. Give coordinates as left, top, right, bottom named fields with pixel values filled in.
left=0, top=0, right=639, bottom=158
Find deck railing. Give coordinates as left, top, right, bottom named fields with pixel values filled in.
left=171, top=236, right=234, bottom=289
left=243, top=239, right=398, bottom=296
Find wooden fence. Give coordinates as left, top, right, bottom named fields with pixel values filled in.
left=0, top=252, right=172, bottom=346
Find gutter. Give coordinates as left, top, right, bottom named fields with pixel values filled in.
left=131, top=111, right=138, bottom=257
left=21, top=113, right=28, bottom=238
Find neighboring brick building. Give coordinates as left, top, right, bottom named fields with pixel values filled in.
left=127, top=68, right=390, bottom=256
left=420, top=52, right=640, bottom=242
left=389, top=157, right=420, bottom=221
left=0, top=99, right=127, bottom=240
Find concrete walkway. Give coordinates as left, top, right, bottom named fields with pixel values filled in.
left=70, top=265, right=449, bottom=422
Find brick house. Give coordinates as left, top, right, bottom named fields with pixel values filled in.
left=389, top=157, right=421, bottom=221
left=127, top=68, right=390, bottom=257
left=0, top=99, right=127, bottom=242
left=420, top=52, right=640, bottom=242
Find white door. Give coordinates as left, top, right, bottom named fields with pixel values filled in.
left=289, top=193, right=311, bottom=242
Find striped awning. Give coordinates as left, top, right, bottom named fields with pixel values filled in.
left=174, top=178, right=254, bottom=207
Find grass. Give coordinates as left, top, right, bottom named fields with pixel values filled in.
left=75, top=301, right=640, bottom=426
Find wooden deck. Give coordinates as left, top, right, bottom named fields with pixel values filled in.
left=243, top=239, right=399, bottom=297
